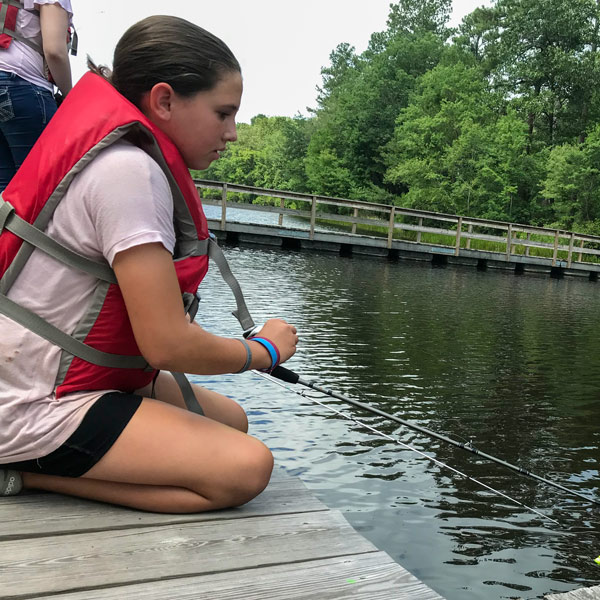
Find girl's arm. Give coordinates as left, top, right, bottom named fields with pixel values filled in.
left=39, top=3, right=72, bottom=96
left=112, top=242, right=298, bottom=374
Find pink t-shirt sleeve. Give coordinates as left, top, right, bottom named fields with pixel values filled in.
left=81, top=144, right=176, bottom=266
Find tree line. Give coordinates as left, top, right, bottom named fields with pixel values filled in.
left=196, top=0, right=600, bottom=235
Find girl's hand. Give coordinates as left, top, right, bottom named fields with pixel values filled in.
left=249, top=319, right=298, bottom=369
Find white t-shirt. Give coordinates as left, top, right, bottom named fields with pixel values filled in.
left=0, top=0, right=74, bottom=91
left=0, top=142, right=176, bottom=463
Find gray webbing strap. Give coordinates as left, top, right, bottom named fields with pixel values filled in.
left=170, top=371, right=204, bottom=416
left=0, top=0, right=20, bottom=33
left=208, top=238, right=256, bottom=333
left=0, top=197, right=12, bottom=232
left=0, top=199, right=116, bottom=283
left=168, top=237, right=256, bottom=415
left=69, top=25, right=77, bottom=56
left=0, top=2, right=9, bottom=34
left=0, top=293, right=150, bottom=369
left=0, top=0, right=42, bottom=54
left=15, top=31, right=42, bottom=54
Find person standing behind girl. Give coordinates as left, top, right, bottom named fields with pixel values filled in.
left=0, top=0, right=74, bottom=191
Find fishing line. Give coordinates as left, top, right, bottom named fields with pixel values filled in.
left=254, top=370, right=560, bottom=525
left=259, top=365, right=599, bottom=509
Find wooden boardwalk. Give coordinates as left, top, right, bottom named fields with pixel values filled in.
left=546, top=586, right=600, bottom=599
left=0, top=468, right=444, bottom=599
left=196, top=179, right=600, bottom=280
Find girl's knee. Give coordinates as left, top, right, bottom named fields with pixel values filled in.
left=222, top=439, right=274, bottom=507
left=227, top=401, right=249, bottom=433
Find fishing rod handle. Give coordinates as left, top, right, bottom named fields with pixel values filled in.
left=270, top=365, right=300, bottom=384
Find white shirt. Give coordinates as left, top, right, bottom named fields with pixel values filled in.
left=0, top=0, right=73, bottom=91
left=0, top=142, right=176, bottom=462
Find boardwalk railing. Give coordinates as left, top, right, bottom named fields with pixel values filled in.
left=194, top=179, right=600, bottom=268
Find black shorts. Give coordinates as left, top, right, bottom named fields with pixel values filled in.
left=1, top=392, right=143, bottom=478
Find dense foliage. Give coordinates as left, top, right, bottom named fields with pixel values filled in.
left=195, top=0, right=600, bottom=233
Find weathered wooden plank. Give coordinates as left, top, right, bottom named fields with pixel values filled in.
left=0, top=476, right=326, bottom=540
left=0, top=510, right=376, bottom=598
left=546, top=586, right=600, bottom=599
left=47, top=552, right=445, bottom=600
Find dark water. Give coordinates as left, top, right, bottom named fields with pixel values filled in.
left=191, top=243, right=600, bottom=600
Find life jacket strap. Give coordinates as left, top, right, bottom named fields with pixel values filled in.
left=0, top=292, right=151, bottom=370
left=0, top=286, right=204, bottom=412
left=0, top=0, right=17, bottom=49
left=67, top=24, right=77, bottom=56
left=170, top=371, right=204, bottom=415
left=0, top=0, right=42, bottom=54
left=0, top=195, right=13, bottom=232
left=207, top=237, right=256, bottom=334
left=0, top=1, right=19, bottom=34
left=168, top=237, right=257, bottom=417
left=0, top=197, right=117, bottom=283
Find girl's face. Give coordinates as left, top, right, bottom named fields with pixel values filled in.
left=160, top=71, right=243, bottom=170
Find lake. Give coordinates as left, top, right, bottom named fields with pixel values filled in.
left=190, top=241, right=600, bottom=600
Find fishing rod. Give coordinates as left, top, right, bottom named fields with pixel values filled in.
left=265, top=365, right=600, bottom=508
left=254, top=370, right=560, bottom=525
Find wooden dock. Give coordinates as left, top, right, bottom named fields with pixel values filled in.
left=546, top=587, right=600, bottom=599
left=196, top=179, right=600, bottom=280
left=0, top=468, right=444, bottom=599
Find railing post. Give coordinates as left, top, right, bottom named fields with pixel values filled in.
left=506, top=224, right=513, bottom=260
left=278, top=197, right=284, bottom=226
left=466, top=224, right=472, bottom=249
left=310, top=196, right=317, bottom=240
left=220, top=183, right=227, bottom=230
left=387, top=206, right=396, bottom=249
left=454, top=217, right=463, bottom=256
left=578, top=239, right=584, bottom=262
left=416, top=217, right=423, bottom=243
left=525, top=232, right=531, bottom=256
left=552, top=230, right=559, bottom=266
left=567, top=232, right=575, bottom=267
left=352, top=207, right=358, bottom=234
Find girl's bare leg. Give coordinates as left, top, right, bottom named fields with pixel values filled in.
left=137, top=371, right=249, bottom=432
left=22, top=377, right=273, bottom=513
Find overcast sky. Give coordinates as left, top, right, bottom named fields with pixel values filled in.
left=71, top=1, right=491, bottom=124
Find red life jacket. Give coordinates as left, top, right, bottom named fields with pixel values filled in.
left=0, top=72, right=211, bottom=398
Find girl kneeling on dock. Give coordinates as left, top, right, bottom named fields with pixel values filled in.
left=0, top=15, right=298, bottom=512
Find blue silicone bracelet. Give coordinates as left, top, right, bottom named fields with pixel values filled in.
left=250, top=336, right=280, bottom=370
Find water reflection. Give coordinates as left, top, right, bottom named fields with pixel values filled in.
left=192, top=244, right=600, bottom=600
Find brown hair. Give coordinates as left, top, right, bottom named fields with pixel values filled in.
left=90, top=15, right=240, bottom=108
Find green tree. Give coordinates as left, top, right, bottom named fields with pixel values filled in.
left=384, top=61, right=538, bottom=221
left=488, top=0, right=600, bottom=147
left=542, top=124, right=600, bottom=228
left=453, top=6, right=501, bottom=69
left=386, top=0, right=452, bottom=37
left=198, top=115, right=311, bottom=192
left=306, top=1, right=449, bottom=201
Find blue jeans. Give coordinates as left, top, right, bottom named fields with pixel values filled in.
left=0, top=71, right=57, bottom=192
